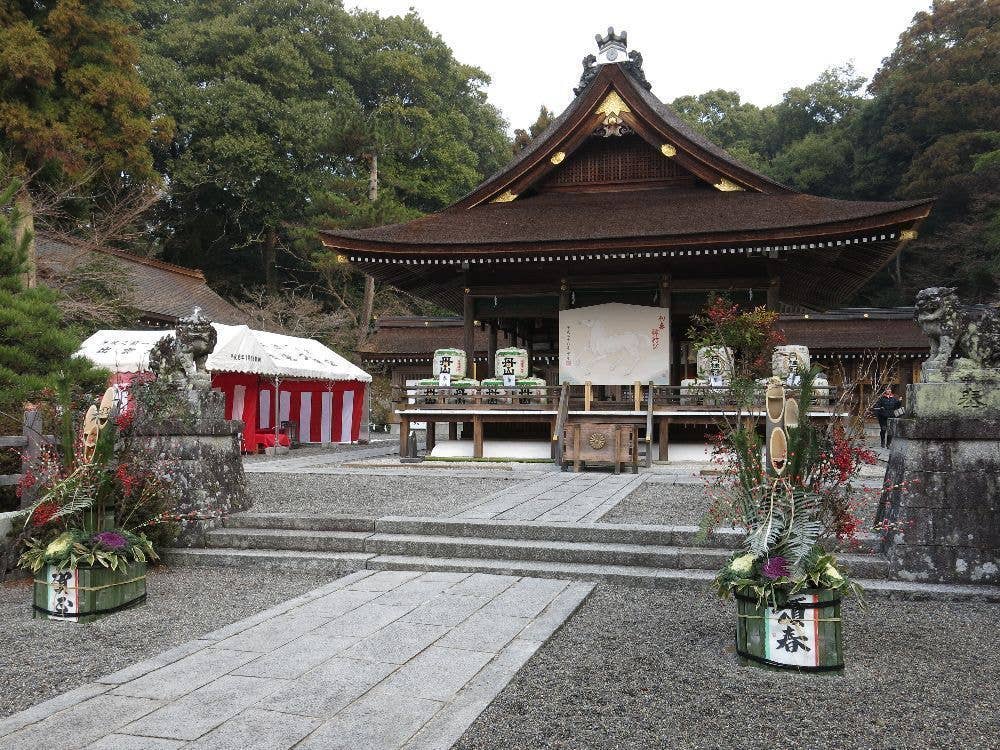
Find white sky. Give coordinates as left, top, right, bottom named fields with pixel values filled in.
left=348, top=0, right=931, bottom=132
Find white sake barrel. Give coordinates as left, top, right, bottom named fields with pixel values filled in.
left=432, top=348, right=467, bottom=378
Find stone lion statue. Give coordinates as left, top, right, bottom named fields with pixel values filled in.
left=914, top=287, right=1000, bottom=374
left=149, top=307, right=218, bottom=392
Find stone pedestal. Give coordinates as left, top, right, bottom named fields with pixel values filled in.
left=880, top=378, right=1000, bottom=584
left=136, top=392, right=249, bottom=547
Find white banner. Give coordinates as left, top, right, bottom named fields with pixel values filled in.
left=764, top=593, right=821, bottom=668
left=559, top=303, right=670, bottom=385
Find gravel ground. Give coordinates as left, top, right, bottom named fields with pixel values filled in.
left=456, top=583, right=1000, bottom=750
left=242, top=439, right=395, bottom=464
left=599, top=483, right=711, bottom=525
left=0, top=565, right=336, bottom=719
left=247, top=472, right=518, bottom=516
left=601, top=480, right=882, bottom=527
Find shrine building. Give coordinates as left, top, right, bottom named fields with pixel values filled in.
left=320, top=29, right=933, bottom=462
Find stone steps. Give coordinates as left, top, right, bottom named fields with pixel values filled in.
left=207, top=527, right=371, bottom=552
left=200, top=513, right=886, bottom=579
left=161, top=547, right=1000, bottom=602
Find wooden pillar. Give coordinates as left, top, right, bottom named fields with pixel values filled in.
left=473, top=416, right=483, bottom=458
left=399, top=416, right=410, bottom=457
left=448, top=422, right=458, bottom=440
left=767, top=277, right=780, bottom=312
left=425, top=420, right=435, bottom=454
left=488, top=324, right=498, bottom=377
left=463, top=286, right=475, bottom=370
left=660, top=274, right=672, bottom=385
left=559, top=279, right=570, bottom=311
left=658, top=416, right=669, bottom=463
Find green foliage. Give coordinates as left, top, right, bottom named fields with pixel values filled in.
left=671, top=0, right=1000, bottom=303
left=18, top=528, right=156, bottom=574
left=140, top=2, right=510, bottom=298
left=513, top=106, right=555, bottom=155
left=0, top=180, right=105, bottom=424
left=0, top=0, right=158, bottom=194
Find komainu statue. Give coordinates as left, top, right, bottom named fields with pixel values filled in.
left=914, top=287, right=1000, bottom=378
left=149, top=307, right=218, bottom=392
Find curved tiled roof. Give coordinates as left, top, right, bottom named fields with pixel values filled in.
left=325, top=189, right=932, bottom=251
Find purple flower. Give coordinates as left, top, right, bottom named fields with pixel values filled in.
left=762, top=556, right=790, bottom=580
left=93, top=531, right=128, bottom=550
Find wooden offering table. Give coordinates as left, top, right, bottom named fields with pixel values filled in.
left=563, top=422, right=639, bottom=474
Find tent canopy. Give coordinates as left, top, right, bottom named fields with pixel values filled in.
left=78, top=324, right=371, bottom=383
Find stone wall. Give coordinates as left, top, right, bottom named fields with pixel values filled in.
left=881, top=381, right=1000, bottom=584
left=136, top=417, right=249, bottom=546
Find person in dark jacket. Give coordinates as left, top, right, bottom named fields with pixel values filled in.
left=873, top=386, right=903, bottom=448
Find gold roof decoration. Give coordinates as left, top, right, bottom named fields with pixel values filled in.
left=492, top=190, right=518, bottom=203
left=714, top=178, right=745, bottom=192
left=596, top=91, right=630, bottom=119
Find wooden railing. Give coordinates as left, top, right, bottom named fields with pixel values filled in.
left=393, top=382, right=841, bottom=413
left=1, top=409, right=54, bottom=506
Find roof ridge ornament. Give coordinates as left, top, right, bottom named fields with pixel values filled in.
left=575, top=27, right=652, bottom=95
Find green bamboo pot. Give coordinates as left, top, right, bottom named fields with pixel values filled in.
left=735, top=588, right=844, bottom=672
left=33, top=562, right=148, bottom=623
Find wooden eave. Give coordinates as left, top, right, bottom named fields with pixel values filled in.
left=319, top=199, right=932, bottom=258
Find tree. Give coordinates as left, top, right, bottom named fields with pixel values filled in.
left=513, top=106, right=555, bottom=155
left=139, top=0, right=361, bottom=293
left=851, top=0, right=1000, bottom=303
left=671, top=90, right=771, bottom=171
left=300, top=9, right=510, bottom=347
left=0, top=0, right=158, bottom=286
left=0, top=178, right=105, bottom=428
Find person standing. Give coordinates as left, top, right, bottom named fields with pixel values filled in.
left=873, top=386, right=903, bottom=448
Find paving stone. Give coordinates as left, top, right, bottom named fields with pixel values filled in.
left=184, top=708, right=321, bottom=749
left=96, top=641, right=212, bottom=685
left=518, top=582, right=594, bottom=641
left=259, top=657, right=398, bottom=718
left=86, top=735, right=184, bottom=749
left=231, top=632, right=360, bottom=679
left=111, top=648, right=260, bottom=700
left=296, top=694, right=443, bottom=750
left=478, top=577, right=568, bottom=619
left=215, top=610, right=330, bottom=653
left=0, top=683, right=112, bottom=739
left=436, top=610, right=531, bottom=652
left=341, top=620, right=449, bottom=664
left=445, top=573, right=517, bottom=598
left=121, top=675, right=285, bottom=741
left=290, top=587, right=384, bottom=618
left=378, top=646, right=496, bottom=702
left=2, top=695, right=163, bottom=750
left=371, top=577, right=463, bottom=607
left=345, top=569, right=422, bottom=591
left=402, top=593, right=491, bottom=626
left=315, top=603, right=414, bottom=637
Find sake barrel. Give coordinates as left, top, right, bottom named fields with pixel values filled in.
left=432, top=348, right=467, bottom=378
left=735, top=588, right=843, bottom=672
left=696, top=346, right=734, bottom=381
left=772, top=345, right=811, bottom=380
left=495, top=347, right=530, bottom=379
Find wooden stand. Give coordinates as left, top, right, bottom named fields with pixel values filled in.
left=562, top=422, right=638, bottom=474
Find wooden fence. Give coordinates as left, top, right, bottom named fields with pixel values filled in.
left=1, top=409, right=54, bottom=505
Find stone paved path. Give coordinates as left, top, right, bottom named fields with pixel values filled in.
left=0, top=570, right=592, bottom=750
left=450, top=472, right=647, bottom=523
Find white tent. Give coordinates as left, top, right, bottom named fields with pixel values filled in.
left=77, top=324, right=371, bottom=382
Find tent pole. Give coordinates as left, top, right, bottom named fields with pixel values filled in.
left=273, top=375, right=281, bottom=457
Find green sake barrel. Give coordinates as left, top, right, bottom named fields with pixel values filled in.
left=735, top=588, right=843, bottom=672
left=33, top=562, right=148, bottom=623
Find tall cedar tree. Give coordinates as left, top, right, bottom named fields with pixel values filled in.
left=0, top=178, right=105, bottom=429
left=0, top=0, right=158, bottom=285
